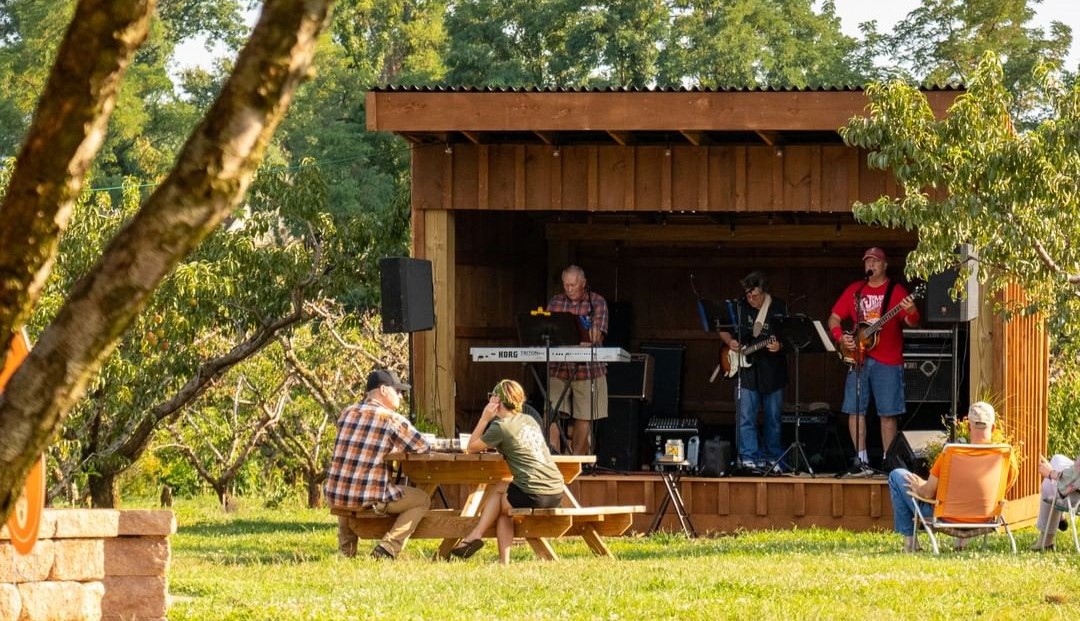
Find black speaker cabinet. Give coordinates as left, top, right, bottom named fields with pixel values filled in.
left=595, top=399, right=644, bottom=471
left=926, top=244, right=979, bottom=323
left=904, top=355, right=952, bottom=403
left=607, top=353, right=654, bottom=401
left=379, top=257, right=435, bottom=333
left=606, top=302, right=633, bottom=350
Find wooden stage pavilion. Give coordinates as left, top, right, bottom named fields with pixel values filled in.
left=366, top=86, right=1048, bottom=533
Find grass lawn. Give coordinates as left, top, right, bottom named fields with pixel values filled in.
left=163, top=496, right=1080, bottom=620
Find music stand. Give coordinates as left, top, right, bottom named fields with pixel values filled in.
left=516, top=312, right=581, bottom=446
left=697, top=299, right=732, bottom=333
left=770, top=314, right=829, bottom=476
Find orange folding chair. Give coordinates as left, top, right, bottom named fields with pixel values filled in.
left=908, top=443, right=1018, bottom=554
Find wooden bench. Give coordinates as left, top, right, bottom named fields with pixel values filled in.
left=331, top=504, right=645, bottom=560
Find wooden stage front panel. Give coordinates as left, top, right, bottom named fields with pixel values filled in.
left=434, top=473, right=1040, bottom=535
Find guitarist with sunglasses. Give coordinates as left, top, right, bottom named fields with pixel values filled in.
left=720, top=272, right=788, bottom=472
left=827, top=247, right=921, bottom=475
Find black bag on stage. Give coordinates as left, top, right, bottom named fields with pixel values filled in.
left=699, top=437, right=731, bottom=477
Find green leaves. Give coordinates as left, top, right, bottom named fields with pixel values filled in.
left=843, top=53, right=1080, bottom=342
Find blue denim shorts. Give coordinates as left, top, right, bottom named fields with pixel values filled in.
left=841, top=357, right=906, bottom=416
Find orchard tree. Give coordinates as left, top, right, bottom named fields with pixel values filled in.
left=657, top=0, right=867, bottom=88
left=881, top=0, right=1072, bottom=123
left=0, top=0, right=336, bottom=524
left=840, top=53, right=1080, bottom=340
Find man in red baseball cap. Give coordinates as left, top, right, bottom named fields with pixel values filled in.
left=827, top=248, right=920, bottom=475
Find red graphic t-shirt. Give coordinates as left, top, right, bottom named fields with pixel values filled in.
left=830, top=280, right=918, bottom=366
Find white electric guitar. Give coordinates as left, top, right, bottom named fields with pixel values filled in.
left=720, top=335, right=777, bottom=378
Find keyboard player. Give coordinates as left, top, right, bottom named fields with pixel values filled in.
left=546, top=265, right=609, bottom=455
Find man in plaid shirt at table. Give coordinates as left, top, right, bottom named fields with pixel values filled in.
left=547, top=264, right=609, bottom=455
left=326, top=369, right=431, bottom=559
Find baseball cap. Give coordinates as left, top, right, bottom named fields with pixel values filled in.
left=967, top=401, right=996, bottom=427
left=862, top=247, right=887, bottom=261
left=366, top=369, right=410, bottom=393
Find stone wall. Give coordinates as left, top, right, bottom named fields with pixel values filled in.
left=1, top=509, right=175, bottom=621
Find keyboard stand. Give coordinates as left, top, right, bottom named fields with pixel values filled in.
left=648, top=460, right=697, bottom=538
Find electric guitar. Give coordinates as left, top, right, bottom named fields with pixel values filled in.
left=720, top=335, right=778, bottom=377
left=838, top=283, right=926, bottom=366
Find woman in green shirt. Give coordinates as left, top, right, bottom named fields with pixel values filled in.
left=451, top=379, right=564, bottom=564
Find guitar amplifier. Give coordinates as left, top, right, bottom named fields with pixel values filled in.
left=607, top=353, right=654, bottom=401
left=904, top=354, right=952, bottom=403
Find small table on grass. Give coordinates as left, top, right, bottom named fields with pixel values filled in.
left=648, top=459, right=697, bottom=538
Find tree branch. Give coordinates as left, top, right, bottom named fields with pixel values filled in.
left=0, top=0, right=154, bottom=350
left=0, top=0, right=336, bottom=522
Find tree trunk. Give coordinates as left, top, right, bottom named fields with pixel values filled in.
left=88, top=471, right=119, bottom=509
left=306, top=474, right=323, bottom=509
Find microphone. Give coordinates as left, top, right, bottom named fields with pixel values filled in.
left=864, top=269, right=873, bottom=280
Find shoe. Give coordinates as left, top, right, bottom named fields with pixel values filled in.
left=738, top=459, right=758, bottom=471
left=370, top=544, right=395, bottom=560
left=849, top=461, right=874, bottom=477
left=450, top=538, right=484, bottom=559
left=902, top=536, right=922, bottom=553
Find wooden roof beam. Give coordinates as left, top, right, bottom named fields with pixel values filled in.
left=367, top=90, right=961, bottom=133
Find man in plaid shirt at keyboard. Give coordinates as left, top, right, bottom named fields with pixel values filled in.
left=326, top=369, right=431, bottom=559
left=547, top=264, right=609, bottom=455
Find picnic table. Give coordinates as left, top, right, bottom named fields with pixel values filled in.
left=331, top=451, right=643, bottom=560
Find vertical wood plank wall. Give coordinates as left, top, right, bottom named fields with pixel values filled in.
left=414, top=144, right=873, bottom=214
left=992, top=284, right=1050, bottom=499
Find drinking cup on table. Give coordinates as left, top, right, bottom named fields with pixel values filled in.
left=459, top=433, right=471, bottom=452
left=421, top=433, right=436, bottom=447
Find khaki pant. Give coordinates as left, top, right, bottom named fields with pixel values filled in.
left=338, top=486, right=430, bottom=557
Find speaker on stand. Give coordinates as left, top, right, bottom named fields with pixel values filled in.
left=379, top=257, right=435, bottom=422
left=921, top=244, right=978, bottom=441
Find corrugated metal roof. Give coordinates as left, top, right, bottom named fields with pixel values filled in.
left=371, top=83, right=964, bottom=93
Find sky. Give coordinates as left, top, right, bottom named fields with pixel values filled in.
left=174, top=1, right=1080, bottom=74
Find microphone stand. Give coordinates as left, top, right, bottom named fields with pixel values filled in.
left=732, top=298, right=752, bottom=473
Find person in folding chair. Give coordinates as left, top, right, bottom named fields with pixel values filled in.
left=1032, top=452, right=1080, bottom=551
left=886, top=401, right=1018, bottom=553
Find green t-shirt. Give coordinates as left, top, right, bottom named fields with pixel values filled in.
left=481, top=413, right=564, bottom=496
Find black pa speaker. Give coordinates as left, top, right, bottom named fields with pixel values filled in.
left=884, top=430, right=947, bottom=476
left=379, top=257, right=435, bottom=333
left=595, top=399, right=644, bottom=471
left=926, top=244, right=979, bottom=323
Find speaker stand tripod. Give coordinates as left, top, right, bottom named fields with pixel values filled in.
left=770, top=315, right=816, bottom=477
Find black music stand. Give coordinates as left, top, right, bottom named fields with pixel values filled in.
left=770, top=314, right=831, bottom=476
left=697, top=298, right=735, bottom=383
left=517, top=312, right=581, bottom=444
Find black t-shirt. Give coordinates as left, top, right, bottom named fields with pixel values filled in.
left=732, top=297, right=788, bottom=394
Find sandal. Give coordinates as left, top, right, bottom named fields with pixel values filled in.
left=450, top=539, right=484, bottom=559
